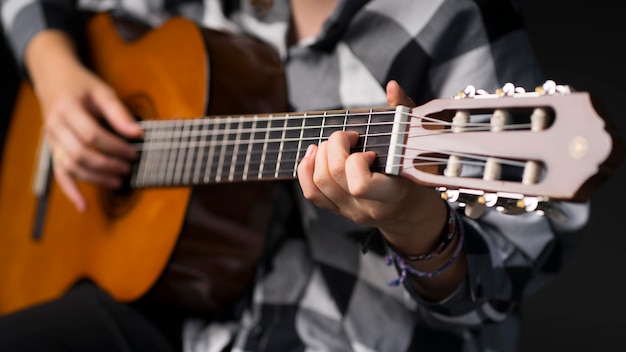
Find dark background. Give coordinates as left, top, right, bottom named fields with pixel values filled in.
left=519, top=1, right=625, bottom=351
left=1, top=1, right=624, bottom=351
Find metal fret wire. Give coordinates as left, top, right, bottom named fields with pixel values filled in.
left=131, top=110, right=532, bottom=185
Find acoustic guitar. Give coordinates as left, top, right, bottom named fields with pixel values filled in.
left=0, top=12, right=622, bottom=316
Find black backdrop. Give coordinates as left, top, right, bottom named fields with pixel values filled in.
left=1, top=1, right=624, bottom=350
left=519, top=1, right=625, bottom=351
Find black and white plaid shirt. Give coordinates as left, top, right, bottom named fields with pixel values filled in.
left=1, top=0, right=589, bottom=351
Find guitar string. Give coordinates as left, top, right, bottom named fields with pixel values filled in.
left=135, top=113, right=530, bottom=146
left=131, top=111, right=533, bottom=158
left=132, top=111, right=504, bottom=141
left=129, top=110, right=537, bottom=184
left=132, top=121, right=532, bottom=143
left=132, top=115, right=534, bottom=183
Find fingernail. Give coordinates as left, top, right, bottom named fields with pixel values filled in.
left=305, top=144, right=315, bottom=158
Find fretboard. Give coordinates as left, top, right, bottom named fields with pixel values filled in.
left=130, top=107, right=405, bottom=188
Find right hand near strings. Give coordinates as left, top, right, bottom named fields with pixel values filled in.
left=25, top=30, right=143, bottom=212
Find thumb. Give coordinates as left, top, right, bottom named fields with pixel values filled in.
left=385, top=80, right=416, bottom=108
left=93, top=88, right=143, bottom=138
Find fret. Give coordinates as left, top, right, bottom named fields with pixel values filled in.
left=274, top=114, right=289, bottom=178
left=242, top=115, right=258, bottom=181
left=203, top=117, right=220, bottom=183
left=302, top=111, right=322, bottom=157
left=154, top=121, right=171, bottom=186
left=320, top=110, right=346, bottom=142
left=318, top=111, right=326, bottom=145
left=250, top=116, right=268, bottom=180
left=228, top=116, right=244, bottom=182
left=133, top=122, right=151, bottom=186
left=248, top=116, right=271, bottom=180
left=164, top=120, right=183, bottom=185
left=192, top=119, right=207, bottom=184
left=181, top=120, right=192, bottom=184
left=215, top=116, right=232, bottom=183
left=159, top=121, right=172, bottom=185
left=362, top=109, right=373, bottom=153
left=361, top=109, right=397, bottom=173
left=230, top=117, right=252, bottom=181
left=182, top=119, right=200, bottom=185
left=262, top=114, right=281, bottom=179
left=141, top=122, right=154, bottom=186
left=258, top=114, right=272, bottom=179
left=147, top=121, right=161, bottom=186
left=345, top=110, right=369, bottom=142
left=343, top=109, right=371, bottom=174
left=173, top=120, right=191, bottom=184
left=293, top=112, right=307, bottom=177
left=269, top=113, right=298, bottom=178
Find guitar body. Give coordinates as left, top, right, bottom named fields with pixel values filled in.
left=0, top=13, right=286, bottom=315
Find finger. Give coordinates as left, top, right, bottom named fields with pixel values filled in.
left=64, top=102, right=138, bottom=160
left=312, top=139, right=346, bottom=201
left=345, top=151, right=409, bottom=201
left=53, top=144, right=124, bottom=189
left=50, top=118, right=131, bottom=177
left=297, top=144, right=340, bottom=212
left=92, top=87, right=143, bottom=139
left=53, top=164, right=86, bottom=212
left=73, top=146, right=131, bottom=177
left=326, top=131, right=359, bottom=192
left=65, top=159, right=123, bottom=189
left=386, top=80, right=416, bottom=108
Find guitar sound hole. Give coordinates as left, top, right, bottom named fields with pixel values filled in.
left=99, top=179, right=139, bottom=219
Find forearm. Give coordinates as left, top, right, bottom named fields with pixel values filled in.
left=1, top=0, right=78, bottom=71
left=24, top=29, right=82, bottom=91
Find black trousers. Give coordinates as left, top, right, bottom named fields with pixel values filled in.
left=0, top=281, right=184, bottom=352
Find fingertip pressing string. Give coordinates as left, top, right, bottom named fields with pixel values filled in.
left=385, top=211, right=465, bottom=286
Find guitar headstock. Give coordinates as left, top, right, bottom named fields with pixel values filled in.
left=398, top=80, right=624, bottom=218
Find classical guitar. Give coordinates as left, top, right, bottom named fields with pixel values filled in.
left=0, top=13, right=622, bottom=316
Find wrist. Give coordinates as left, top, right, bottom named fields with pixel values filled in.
left=384, top=202, right=462, bottom=275
left=387, top=204, right=454, bottom=262
left=381, top=188, right=448, bottom=256
left=384, top=209, right=468, bottom=300
left=386, top=211, right=464, bottom=280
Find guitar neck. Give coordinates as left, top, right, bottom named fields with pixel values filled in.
left=130, top=106, right=406, bottom=188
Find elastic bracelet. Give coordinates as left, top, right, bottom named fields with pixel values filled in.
left=389, top=204, right=456, bottom=262
left=385, top=211, right=464, bottom=286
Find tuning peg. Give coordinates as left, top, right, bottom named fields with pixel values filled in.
left=483, top=193, right=499, bottom=207
left=497, top=82, right=516, bottom=96
left=536, top=80, right=557, bottom=94
left=516, top=196, right=553, bottom=216
left=438, top=188, right=553, bottom=217
left=535, top=80, right=572, bottom=95
left=491, top=193, right=525, bottom=215
left=440, top=189, right=488, bottom=219
left=460, top=85, right=476, bottom=98
left=440, top=189, right=460, bottom=202
left=464, top=199, right=486, bottom=219
left=495, top=199, right=526, bottom=215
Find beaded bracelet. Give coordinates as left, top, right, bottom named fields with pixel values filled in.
left=385, top=211, right=465, bottom=286
left=388, top=205, right=456, bottom=262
